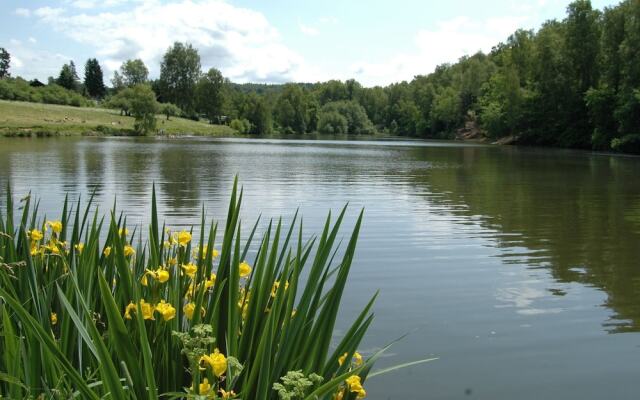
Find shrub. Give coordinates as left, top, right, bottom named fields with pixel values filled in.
left=317, top=101, right=374, bottom=135
left=0, top=77, right=90, bottom=107
left=317, top=111, right=348, bottom=134
left=160, top=102, right=181, bottom=120
left=611, top=134, right=640, bottom=154
left=230, top=118, right=252, bottom=134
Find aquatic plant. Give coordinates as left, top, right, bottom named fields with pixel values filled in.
left=0, top=178, right=431, bottom=399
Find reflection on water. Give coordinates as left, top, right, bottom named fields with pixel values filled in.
left=1, top=136, right=639, bottom=400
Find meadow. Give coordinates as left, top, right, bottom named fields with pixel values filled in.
left=0, top=100, right=235, bottom=137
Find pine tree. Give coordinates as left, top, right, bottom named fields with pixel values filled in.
left=57, top=61, right=79, bottom=91
left=84, top=58, right=106, bottom=98
left=0, top=47, right=10, bottom=79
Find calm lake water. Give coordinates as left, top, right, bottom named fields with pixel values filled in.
left=1, top=136, right=639, bottom=399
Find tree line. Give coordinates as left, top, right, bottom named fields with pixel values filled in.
left=0, top=0, right=639, bottom=152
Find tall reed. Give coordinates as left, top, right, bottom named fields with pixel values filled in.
left=0, top=178, right=417, bottom=399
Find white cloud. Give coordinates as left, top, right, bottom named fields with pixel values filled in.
left=34, top=7, right=65, bottom=19
left=28, top=37, right=37, bottom=44
left=350, top=15, right=529, bottom=86
left=65, top=0, right=150, bottom=9
left=32, top=0, right=322, bottom=83
left=299, top=22, right=319, bottom=37
left=6, top=41, right=70, bottom=81
left=15, top=8, right=31, bottom=17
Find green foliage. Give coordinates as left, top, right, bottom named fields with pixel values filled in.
left=273, top=371, right=323, bottom=400
left=112, top=58, right=149, bottom=89
left=0, top=77, right=90, bottom=107
left=0, top=47, right=10, bottom=79
left=105, top=84, right=159, bottom=133
left=105, top=86, right=134, bottom=115
left=275, top=84, right=310, bottom=134
left=478, top=66, right=523, bottom=138
left=244, top=94, right=272, bottom=134
left=611, top=134, right=640, bottom=154
left=430, top=86, right=461, bottom=132
left=318, top=100, right=374, bottom=135
left=56, top=61, right=79, bottom=91
left=0, top=179, right=399, bottom=399
left=160, top=102, right=181, bottom=120
left=230, top=118, right=252, bottom=134
left=129, top=84, right=159, bottom=135
left=196, top=68, right=225, bottom=122
left=6, top=0, right=640, bottom=152
left=317, top=111, right=348, bottom=134
left=83, top=58, right=106, bottom=99
left=158, top=42, right=201, bottom=113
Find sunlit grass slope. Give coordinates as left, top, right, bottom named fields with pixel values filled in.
left=0, top=100, right=236, bottom=137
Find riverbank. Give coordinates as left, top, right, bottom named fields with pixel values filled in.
left=0, top=100, right=236, bottom=137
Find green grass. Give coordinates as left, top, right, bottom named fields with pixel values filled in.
left=0, top=179, right=442, bottom=399
left=0, top=100, right=237, bottom=137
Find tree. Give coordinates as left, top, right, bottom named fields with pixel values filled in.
left=57, top=62, right=79, bottom=91
left=129, top=84, right=159, bottom=135
left=230, top=118, right=252, bottom=134
left=84, top=58, right=106, bottom=98
left=315, top=80, right=349, bottom=105
left=318, top=100, right=374, bottom=135
left=430, top=86, right=462, bottom=133
left=158, top=42, right=201, bottom=113
left=0, top=47, right=10, bottom=79
left=112, top=59, right=149, bottom=89
left=614, top=0, right=640, bottom=138
left=105, top=87, right=134, bottom=116
left=244, top=93, right=272, bottom=134
left=196, top=68, right=225, bottom=123
left=29, top=79, right=45, bottom=87
left=274, top=84, right=310, bottom=134
left=160, top=103, right=181, bottom=120
left=478, top=65, right=524, bottom=138
left=359, top=86, right=388, bottom=126
left=317, top=111, right=348, bottom=134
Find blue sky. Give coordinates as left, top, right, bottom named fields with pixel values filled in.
left=0, top=0, right=621, bottom=86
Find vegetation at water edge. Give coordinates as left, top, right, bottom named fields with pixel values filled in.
left=0, top=179, right=402, bottom=399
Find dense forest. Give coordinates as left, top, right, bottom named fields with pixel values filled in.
left=1, top=0, right=639, bottom=153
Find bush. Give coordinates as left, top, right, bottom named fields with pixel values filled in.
left=317, top=111, right=348, bottom=134
left=317, top=101, right=374, bottom=135
left=160, top=102, right=181, bottom=120
left=230, top=118, right=252, bottom=134
left=0, top=77, right=91, bottom=107
left=0, top=180, right=413, bottom=399
left=611, top=134, right=640, bottom=154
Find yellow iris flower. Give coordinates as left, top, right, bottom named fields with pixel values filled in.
left=124, top=300, right=155, bottom=320
left=177, top=230, right=192, bottom=247
left=239, top=261, right=252, bottom=277
left=155, top=300, right=176, bottom=321
left=345, top=375, right=366, bottom=399
left=200, top=348, right=227, bottom=377
left=46, top=220, right=63, bottom=234
left=29, top=229, right=44, bottom=241
left=181, top=262, right=197, bottom=278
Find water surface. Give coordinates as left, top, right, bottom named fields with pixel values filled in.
left=1, top=137, right=639, bottom=399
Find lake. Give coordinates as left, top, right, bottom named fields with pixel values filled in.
left=1, top=136, right=639, bottom=399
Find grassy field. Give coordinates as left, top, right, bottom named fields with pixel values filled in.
left=0, top=100, right=237, bottom=137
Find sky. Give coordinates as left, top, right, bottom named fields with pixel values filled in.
left=0, top=0, right=621, bottom=87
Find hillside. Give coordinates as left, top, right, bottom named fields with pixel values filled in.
left=0, top=100, right=236, bottom=137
